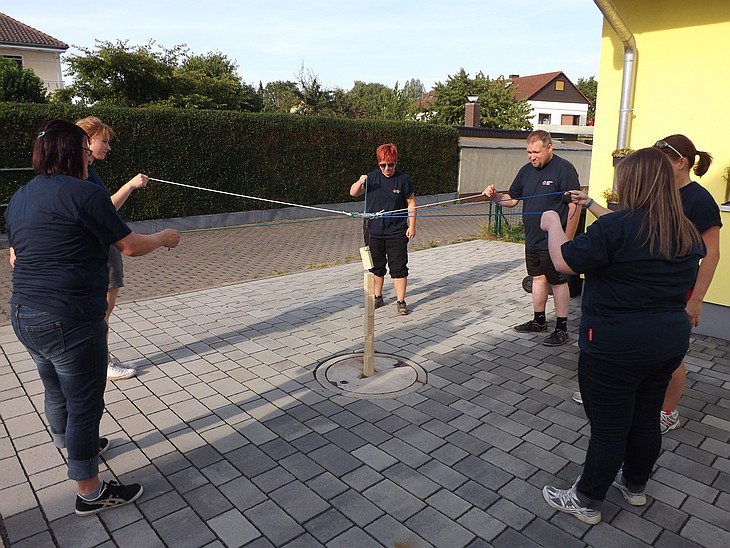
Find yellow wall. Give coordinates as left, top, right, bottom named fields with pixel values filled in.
left=590, top=0, right=730, bottom=305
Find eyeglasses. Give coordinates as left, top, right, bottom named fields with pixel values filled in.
left=654, top=140, right=683, bottom=160
left=82, top=146, right=93, bottom=156
left=378, top=163, right=396, bottom=169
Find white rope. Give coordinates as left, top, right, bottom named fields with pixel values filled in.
left=149, top=177, right=363, bottom=218
left=372, top=193, right=485, bottom=218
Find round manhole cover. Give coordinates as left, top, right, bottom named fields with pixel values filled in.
left=315, top=353, right=427, bottom=400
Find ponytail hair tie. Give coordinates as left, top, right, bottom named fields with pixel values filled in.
left=37, top=131, right=45, bottom=139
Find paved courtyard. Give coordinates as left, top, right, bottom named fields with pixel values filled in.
left=1, top=235, right=729, bottom=547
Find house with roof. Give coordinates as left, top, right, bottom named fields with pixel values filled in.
left=507, top=71, right=592, bottom=135
left=590, top=0, right=730, bottom=340
left=0, top=12, right=68, bottom=92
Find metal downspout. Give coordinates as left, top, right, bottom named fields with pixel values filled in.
left=593, top=0, right=637, bottom=150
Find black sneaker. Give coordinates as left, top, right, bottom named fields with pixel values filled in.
left=99, top=437, right=110, bottom=456
left=396, top=300, right=408, bottom=316
left=513, top=320, right=547, bottom=333
left=75, top=481, right=144, bottom=516
left=374, top=296, right=384, bottom=309
left=543, top=330, right=569, bottom=346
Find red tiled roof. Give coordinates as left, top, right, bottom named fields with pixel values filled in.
left=0, top=12, right=68, bottom=50
left=507, top=71, right=564, bottom=100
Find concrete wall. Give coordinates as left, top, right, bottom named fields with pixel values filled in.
left=457, top=137, right=592, bottom=195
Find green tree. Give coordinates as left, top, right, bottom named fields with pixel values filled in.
left=424, top=69, right=532, bottom=130
left=261, top=80, right=300, bottom=112
left=339, top=79, right=424, bottom=121
left=294, top=65, right=334, bottom=116
left=577, top=76, right=597, bottom=123
left=0, top=57, right=48, bottom=103
left=54, top=40, right=260, bottom=111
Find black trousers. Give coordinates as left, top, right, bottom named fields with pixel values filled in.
left=576, top=351, right=681, bottom=503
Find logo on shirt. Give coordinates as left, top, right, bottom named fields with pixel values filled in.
left=542, top=180, right=554, bottom=186
left=393, top=189, right=401, bottom=194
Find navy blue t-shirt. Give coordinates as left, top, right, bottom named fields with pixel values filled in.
left=561, top=209, right=705, bottom=364
left=509, top=155, right=580, bottom=251
left=5, top=174, right=132, bottom=320
left=87, top=165, right=111, bottom=195
left=681, top=181, right=722, bottom=233
left=363, top=169, right=414, bottom=238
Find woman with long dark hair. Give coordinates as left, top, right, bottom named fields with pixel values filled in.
left=538, top=148, right=705, bottom=524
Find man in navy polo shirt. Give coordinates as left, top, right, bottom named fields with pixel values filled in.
left=483, top=130, right=581, bottom=346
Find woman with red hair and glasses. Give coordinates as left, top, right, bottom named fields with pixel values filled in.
left=350, top=143, right=416, bottom=316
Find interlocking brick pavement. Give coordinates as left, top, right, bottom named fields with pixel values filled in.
left=0, top=210, right=729, bottom=547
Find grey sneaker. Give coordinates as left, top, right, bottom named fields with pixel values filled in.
left=543, top=330, right=569, bottom=347
left=513, top=319, right=547, bottom=333
left=374, top=295, right=384, bottom=309
left=99, top=437, right=110, bottom=456
left=396, top=300, right=408, bottom=316
left=612, top=471, right=647, bottom=506
left=543, top=480, right=601, bottom=525
left=572, top=391, right=583, bottom=404
left=660, top=410, right=680, bottom=434
left=108, top=356, right=136, bottom=381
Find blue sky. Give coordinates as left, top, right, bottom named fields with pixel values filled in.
left=6, top=1, right=604, bottom=90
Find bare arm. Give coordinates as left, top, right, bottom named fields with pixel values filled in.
left=567, top=190, right=611, bottom=218
left=110, top=173, right=149, bottom=210
left=350, top=175, right=367, bottom=197
left=686, top=226, right=721, bottom=326
left=482, top=184, right=518, bottom=208
left=405, top=194, right=416, bottom=239
left=540, top=210, right=577, bottom=274
left=8, top=247, right=15, bottom=268
left=114, top=228, right=180, bottom=257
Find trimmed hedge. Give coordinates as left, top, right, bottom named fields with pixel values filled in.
left=0, top=103, right=459, bottom=229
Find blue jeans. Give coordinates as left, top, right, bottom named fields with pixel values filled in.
left=11, top=304, right=108, bottom=481
left=576, top=351, right=681, bottom=504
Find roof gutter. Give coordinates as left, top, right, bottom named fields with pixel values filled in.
left=592, top=0, right=636, bottom=150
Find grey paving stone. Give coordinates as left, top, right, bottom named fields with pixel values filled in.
left=362, top=479, right=426, bottom=521
left=486, top=497, right=535, bottom=530
left=153, top=507, right=216, bottom=547
left=219, top=476, right=267, bottom=511
left=583, top=522, right=652, bottom=548
left=331, top=489, right=384, bottom=527
left=207, top=509, right=260, bottom=547
left=457, top=507, right=508, bottom=542
left=301, top=508, right=352, bottom=544
left=183, top=483, right=233, bottom=521
left=418, top=458, right=469, bottom=490
left=245, top=500, right=305, bottom=546
left=110, top=519, right=165, bottom=548
left=378, top=437, right=430, bottom=467
left=50, top=512, right=111, bottom=547
left=308, top=444, right=362, bottom=477
left=251, top=465, right=296, bottom=493
left=326, top=526, right=381, bottom=548
left=323, top=427, right=367, bottom=452
left=455, top=481, right=500, bottom=510
left=305, top=472, right=348, bottom=500
left=269, top=480, right=329, bottom=523
left=491, top=528, right=542, bottom=548
left=522, top=517, right=587, bottom=548
left=653, top=530, right=707, bottom=548
left=612, top=507, right=663, bottom=544
left=406, top=506, right=475, bottom=547
left=454, top=455, right=513, bottom=491
left=4, top=507, right=46, bottom=544
left=226, top=444, right=277, bottom=478
left=139, top=490, right=188, bottom=522
left=364, top=514, right=430, bottom=548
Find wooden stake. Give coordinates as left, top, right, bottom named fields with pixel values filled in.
left=363, top=272, right=375, bottom=377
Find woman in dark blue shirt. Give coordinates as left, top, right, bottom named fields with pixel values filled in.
left=5, top=119, right=180, bottom=516
left=538, top=148, right=704, bottom=524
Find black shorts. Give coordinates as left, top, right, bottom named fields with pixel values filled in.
left=107, top=245, right=124, bottom=289
left=525, top=249, right=567, bottom=286
left=366, top=234, right=409, bottom=278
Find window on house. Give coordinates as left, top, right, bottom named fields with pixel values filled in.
left=561, top=114, right=580, bottom=125
left=539, top=114, right=551, bottom=124
left=555, top=81, right=565, bottom=91
left=2, top=55, right=23, bottom=68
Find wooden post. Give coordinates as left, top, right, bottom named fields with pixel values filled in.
left=360, top=246, right=376, bottom=377
left=363, top=272, right=375, bottom=377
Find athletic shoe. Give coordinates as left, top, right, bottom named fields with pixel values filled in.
left=396, top=300, right=408, bottom=316
left=108, top=356, right=137, bottom=381
left=75, top=481, right=144, bottom=516
left=660, top=410, right=681, bottom=434
left=542, top=480, right=601, bottom=525
left=543, top=330, right=569, bottom=347
left=99, top=437, right=110, bottom=456
left=513, top=320, right=547, bottom=333
left=572, top=391, right=583, bottom=405
left=612, top=471, right=647, bottom=506
left=374, top=295, right=384, bottom=309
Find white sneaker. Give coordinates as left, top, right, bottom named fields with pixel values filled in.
left=542, top=478, right=601, bottom=525
left=660, top=410, right=680, bottom=434
left=612, top=471, right=647, bottom=506
left=107, top=356, right=136, bottom=381
left=572, top=391, right=583, bottom=404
